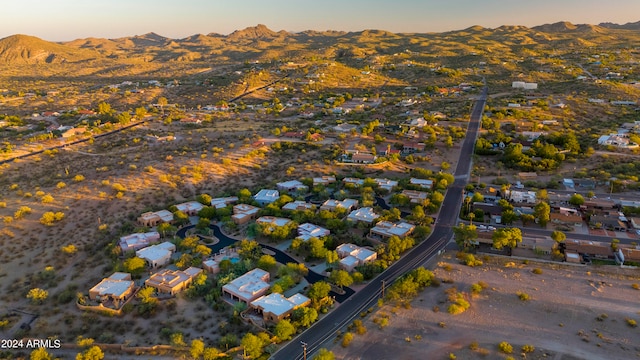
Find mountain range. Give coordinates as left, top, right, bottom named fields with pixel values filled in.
left=0, top=21, right=639, bottom=65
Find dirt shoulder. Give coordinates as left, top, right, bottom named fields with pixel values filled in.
left=327, top=253, right=640, bottom=360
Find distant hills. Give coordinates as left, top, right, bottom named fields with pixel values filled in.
left=0, top=21, right=638, bottom=65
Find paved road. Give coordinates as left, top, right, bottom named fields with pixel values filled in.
left=176, top=224, right=354, bottom=302
left=271, top=87, right=488, bottom=360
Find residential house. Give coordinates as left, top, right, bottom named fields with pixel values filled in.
left=210, top=196, right=239, bottom=210
left=550, top=213, right=583, bottom=228
left=145, top=267, right=203, bottom=295
left=508, top=190, right=537, bottom=204
left=373, top=178, right=398, bottom=191
left=222, top=268, right=270, bottom=304
left=401, top=190, right=428, bottom=204
left=402, top=142, right=424, bottom=154
left=629, top=217, right=640, bottom=230
left=253, top=189, right=280, bottom=206
left=175, top=201, right=204, bottom=216
left=583, top=199, right=616, bottom=211
left=89, top=272, right=135, bottom=307
left=250, top=293, right=311, bottom=323
left=347, top=207, right=379, bottom=224
left=312, top=176, right=336, bottom=186
left=333, top=123, right=357, bottom=133
left=276, top=180, right=309, bottom=193
left=473, top=202, right=503, bottom=217
left=589, top=215, right=627, bottom=231
left=255, top=216, right=293, bottom=229
left=136, top=242, right=176, bottom=268
left=351, top=153, right=377, bottom=164
left=342, top=178, right=365, bottom=187
left=564, top=240, right=613, bottom=259
left=597, top=133, right=638, bottom=149
left=409, top=178, right=434, bottom=189
left=282, top=201, right=316, bottom=212
left=369, top=221, right=415, bottom=241
left=202, top=259, right=220, bottom=274
left=518, top=237, right=554, bottom=255
left=61, top=127, right=87, bottom=138
left=336, top=243, right=377, bottom=272
left=297, top=223, right=330, bottom=241
left=137, top=210, right=174, bottom=227
left=320, top=199, right=359, bottom=212
left=119, top=231, right=160, bottom=253
left=231, top=204, right=260, bottom=225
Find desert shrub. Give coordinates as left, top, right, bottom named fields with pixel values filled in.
left=341, top=332, right=353, bottom=347
left=498, top=341, right=513, bottom=354
left=469, top=341, right=479, bottom=350
left=627, top=318, right=638, bottom=328
left=463, top=253, right=483, bottom=267
left=522, top=344, right=535, bottom=353
left=517, top=291, right=530, bottom=301
left=632, top=283, right=639, bottom=290
left=471, top=283, right=483, bottom=295
left=532, top=268, right=543, bottom=275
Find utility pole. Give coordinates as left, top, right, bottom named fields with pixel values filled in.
left=300, top=341, right=307, bottom=360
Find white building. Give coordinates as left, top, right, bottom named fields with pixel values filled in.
left=256, top=216, right=293, bottom=228
left=210, top=196, right=238, bottom=209
left=231, top=204, right=260, bottom=225
left=297, top=223, right=330, bottom=241
left=282, top=201, right=316, bottom=212
left=369, top=221, right=415, bottom=240
left=175, top=201, right=204, bottom=216
left=336, top=243, right=377, bottom=272
left=320, top=199, right=359, bottom=212
left=254, top=189, right=280, bottom=206
left=347, top=207, right=379, bottom=223
left=313, top=176, right=336, bottom=186
left=276, top=180, right=308, bottom=193
left=409, top=178, right=434, bottom=189
left=250, top=293, right=311, bottom=323
left=343, top=177, right=365, bottom=187
left=136, top=242, right=176, bottom=268
left=507, top=190, right=537, bottom=204
left=401, top=190, right=428, bottom=204
left=89, top=272, right=135, bottom=306
left=374, top=178, right=398, bottom=191
left=119, top=231, right=160, bottom=252
left=222, top=268, right=270, bottom=304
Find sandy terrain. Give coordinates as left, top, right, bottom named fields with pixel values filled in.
left=328, top=253, right=640, bottom=360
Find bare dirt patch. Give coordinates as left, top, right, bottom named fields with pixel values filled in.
left=328, top=254, right=640, bottom=360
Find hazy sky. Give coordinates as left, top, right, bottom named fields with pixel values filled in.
left=3, top=0, right=640, bottom=41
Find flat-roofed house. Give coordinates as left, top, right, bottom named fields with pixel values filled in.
left=255, top=216, right=292, bottom=228
left=369, top=221, right=415, bottom=241
left=231, top=204, right=260, bottom=225
left=202, top=259, right=220, bottom=274
left=589, top=215, right=627, bottom=231
left=254, top=189, right=280, bottom=206
left=351, top=153, right=376, bottom=164
left=401, top=190, right=429, bottom=204
left=342, top=177, right=365, bottom=187
left=374, top=178, right=398, bottom=191
left=175, top=201, right=204, bottom=216
left=119, top=231, right=160, bottom=252
left=89, top=272, right=135, bottom=307
left=137, top=210, right=174, bottom=227
left=313, top=176, right=336, bottom=186
left=276, top=180, right=308, bottom=193
left=297, top=223, right=330, bottom=241
left=320, top=199, right=359, bottom=212
left=210, top=196, right=239, bottom=209
left=347, top=207, right=379, bottom=224
left=550, top=213, right=583, bottom=228
left=409, top=178, right=434, bottom=189
left=250, top=293, right=311, bottom=323
left=136, top=242, right=176, bottom=268
left=564, top=239, right=612, bottom=259
left=145, top=267, right=203, bottom=295
left=282, top=201, right=316, bottom=212
left=336, top=243, right=377, bottom=272
left=222, top=268, right=270, bottom=304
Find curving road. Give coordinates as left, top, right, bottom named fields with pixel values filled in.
left=271, top=87, right=488, bottom=360
left=176, top=224, right=355, bottom=302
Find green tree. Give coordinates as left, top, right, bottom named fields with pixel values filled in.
left=569, top=193, right=585, bottom=206
left=30, top=348, right=53, bottom=360
left=453, top=223, right=478, bottom=251
left=325, top=250, right=339, bottom=266
left=312, top=348, right=335, bottom=360
left=520, top=214, right=535, bottom=226
left=533, top=201, right=550, bottom=227
left=329, top=270, right=353, bottom=289
left=241, top=333, right=264, bottom=358
left=237, top=239, right=262, bottom=261
left=157, top=97, right=168, bottom=116
left=292, top=307, right=318, bottom=327
left=551, top=230, right=566, bottom=243
left=274, top=319, right=296, bottom=341
left=135, top=106, right=147, bottom=120
left=190, top=339, right=205, bottom=359
left=307, top=281, right=331, bottom=302
left=97, top=102, right=113, bottom=116
left=75, top=346, right=104, bottom=360
left=123, top=257, right=146, bottom=274
left=257, top=254, right=277, bottom=271
left=501, top=209, right=519, bottom=225
left=492, top=228, right=522, bottom=250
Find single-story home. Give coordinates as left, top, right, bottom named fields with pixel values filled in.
left=250, top=293, right=311, bottom=323
left=231, top=204, right=260, bottom=225
left=369, top=221, right=415, bottom=240
left=336, top=243, right=377, bottom=272
left=222, top=268, right=270, bottom=304
left=254, top=189, right=280, bottom=206
left=175, top=201, right=205, bottom=216
left=347, top=207, right=379, bottom=224
left=145, top=267, right=203, bottom=295
left=137, top=210, right=174, bottom=227
left=89, top=272, right=135, bottom=307
left=136, top=242, right=176, bottom=268
left=320, top=199, right=359, bottom=212
left=297, top=223, right=330, bottom=241
left=119, top=231, right=160, bottom=253
left=276, top=180, right=309, bottom=193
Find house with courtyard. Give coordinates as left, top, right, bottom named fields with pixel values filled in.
left=368, top=221, right=415, bottom=241
left=409, top=178, right=434, bottom=189
left=297, top=223, right=330, bottom=241
left=276, top=180, right=309, bottom=193
left=119, top=231, right=160, bottom=253
left=254, top=189, right=280, bottom=206
left=89, top=272, right=135, bottom=308
left=320, top=198, right=359, bottom=212
left=313, top=176, right=336, bottom=186
left=210, top=196, right=239, bottom=209
left=145, top=267, right=203, bottom=295
left=347, top=207, right=379, bottom=224
left=231, top=204, right=260, bottom=225
left=136, top=242, right=176, bottom=268
left=282, top=200, right=316, bottom=212
left=342, top=177, right=365, bottom=187
left=222, top=268, right=270, bottom=304
left=137, top=210, right=174, bottom=227
left=250, top=293, right=311, bottom=323
left=402, top=190, right=429, bottom=204
left=175, top=201, right=204, bottom=216
left=374, top=178, right=398, bottom=192
left=336, top=243, right=377, bottom=272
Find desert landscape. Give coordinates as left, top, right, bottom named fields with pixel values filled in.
left=329, top=254, right=640, bottom=360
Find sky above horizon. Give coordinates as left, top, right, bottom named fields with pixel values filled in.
left=3, top=0, right=640, bottom=41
